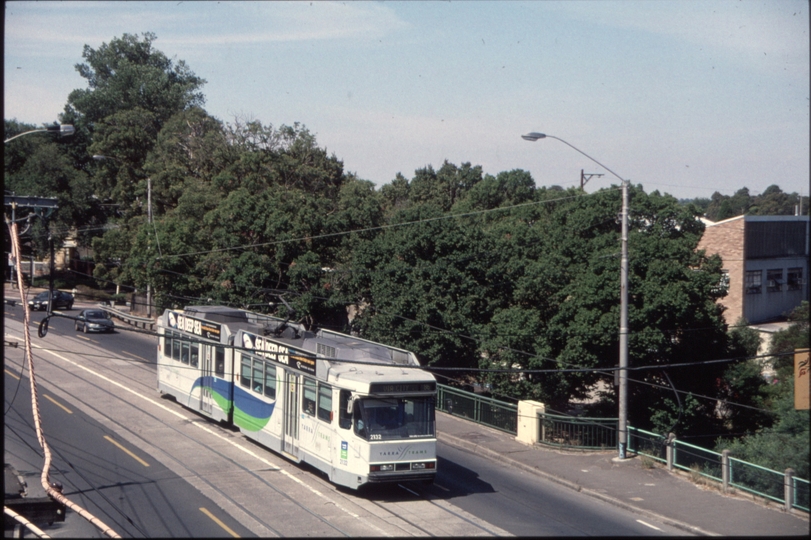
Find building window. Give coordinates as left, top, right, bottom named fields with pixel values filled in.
left=787, top=268, right=803, bottom=291
left=766, top=269, right=783, bottom=293
left=745, top=270, right=762, bottom=294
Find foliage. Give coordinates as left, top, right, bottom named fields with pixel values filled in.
left=684, top=185, right=809, bottom=221
left=715, top=303, right=809, bottom=477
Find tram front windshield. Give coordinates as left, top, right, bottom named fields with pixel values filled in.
left=354, top=397, right=435, bottom=440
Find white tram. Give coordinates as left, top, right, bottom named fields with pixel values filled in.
left=156, top=306, right=437, bottom=489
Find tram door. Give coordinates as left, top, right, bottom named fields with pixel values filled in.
left=200, top=345, right=214, bottom=415
left=283, top=371, right=300, bottom=459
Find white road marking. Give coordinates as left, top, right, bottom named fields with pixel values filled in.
left=5, top=332, right=392, bottom=537
left=636, top=519, right=662, bottom=531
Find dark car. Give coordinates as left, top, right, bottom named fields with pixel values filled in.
left=28, top=290, right=74, bottom=311
left=75, top=309, right=115, bottom=333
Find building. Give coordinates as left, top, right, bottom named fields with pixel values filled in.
left=697, top=215, right=809, bottom=325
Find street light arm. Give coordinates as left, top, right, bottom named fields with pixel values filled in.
left=4, top=125, right=74, bottom=144
left=521, top=132, right=626, bottom=183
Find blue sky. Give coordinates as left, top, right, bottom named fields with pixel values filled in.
left=4, top=1, right=809, bottom=200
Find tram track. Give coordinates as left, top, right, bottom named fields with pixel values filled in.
left=5, top=314, right=509, bottom=537
left=4, top=328, right=354, bottom=537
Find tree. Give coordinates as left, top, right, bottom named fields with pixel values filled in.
left=57, top=33, right=207, bottom=289
left=5, top=120, right=104, bottom=257
left=715, top=302, right=809, bottom=479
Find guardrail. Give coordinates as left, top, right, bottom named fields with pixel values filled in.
left=538, top=409, right=617, bottom=450
left=437, top=384, right=517, bottom=434
left=98, top=303, right=156, bottom=331
left=436, top=384, right=808, bottom=513
left=629, top=426, right=809, bottom=513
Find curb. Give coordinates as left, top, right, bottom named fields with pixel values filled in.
left=436, top=429, right=719, bottom=537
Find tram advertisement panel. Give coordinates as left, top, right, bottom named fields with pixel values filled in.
left=240, top=331, right=317, bottom=376
left=167, top=311, right=222, bottom=341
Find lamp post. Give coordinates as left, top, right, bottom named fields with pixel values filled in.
left=4, top=124, right=74, bottom=144
left=92, top=155, right=153, bottom=318
left=521, top=132, right=630, bottom=460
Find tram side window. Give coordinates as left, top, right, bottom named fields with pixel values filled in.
left=317, top=384, right=332, bottom=423
left=252, top=358, right=264, bottom=394
left=264, top=364, right=276, bottom=399
left=181, top=341, right=190, bottom=365
left=214, top=346, right=225, bottom=378
left=339, top=390, right=351, bottom=430
left=190, top=342, right=199, bottom=368
left=172, top=333, right=181, bottom=361
left=240, top=355, right=252, bottom=388
left=303, top=379, right=317, bottom=416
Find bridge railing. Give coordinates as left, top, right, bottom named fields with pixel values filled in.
left=436, top=384, right=517, bottom=434
left=436, top=384, right=808, bottom=513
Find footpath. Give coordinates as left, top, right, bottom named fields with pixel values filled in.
left=436, top=411, right=808, bottom=536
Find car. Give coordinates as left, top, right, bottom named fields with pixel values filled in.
left=75, top=309, right=115, bottom=333
left=28, top=290, right=74, bottom=311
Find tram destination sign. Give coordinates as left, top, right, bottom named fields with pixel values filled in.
left=370, top=382, right=436, bottom=394
left=240, top=331, right=317, bottom=376
left=167, top=311, right=222, bottom=341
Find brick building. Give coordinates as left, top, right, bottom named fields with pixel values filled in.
left=697, top=215, right=809, bottom=324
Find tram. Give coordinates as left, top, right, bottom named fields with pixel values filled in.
left=156, top=305, right=437, bottom=489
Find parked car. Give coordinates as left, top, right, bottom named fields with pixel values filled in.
left=75, top=309, right=115, bottom=333
left=28, top=290, right=74, bottom=311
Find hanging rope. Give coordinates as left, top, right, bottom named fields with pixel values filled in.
left=6, top=219, right=121, bottom=538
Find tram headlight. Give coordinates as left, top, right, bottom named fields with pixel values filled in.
left=370, top=464, right=395, bottom=472
left=412, top=461, right=435, bottom=470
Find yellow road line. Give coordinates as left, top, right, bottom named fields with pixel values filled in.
left=43, top=394, right=73, bottom=414
left=120, top=350, right=144, bottom=361
left=199, top=507, right=240, bottom=537
left=4, top=369, right=20, bottom=380
left=104, top=435, right=150, bottom=467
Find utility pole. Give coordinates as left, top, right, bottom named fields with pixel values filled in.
left=618, top=179, right=629, bottom=459
left=146, top=177, right=152, bottom=318
left=4, top=196, right=58, bottom=288
left=522, top=132, right=631, bottom=460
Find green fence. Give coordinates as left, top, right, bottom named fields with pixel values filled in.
left=538, top=409, right=617, bottom=450
left=437, top=385, right=808, bottom=513
left=794, top=477, right=810, bottom=512
left=627, top=426, right=667, bottom=463
left=673, top=439, right=723, bottom=483
left=436, top=384, right=517, bottom=434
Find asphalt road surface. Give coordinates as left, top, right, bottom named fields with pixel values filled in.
left=5, top=301, right=687, bottom=536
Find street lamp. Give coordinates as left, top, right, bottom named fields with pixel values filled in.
left=4, top=124, right=74, bottom=144
left=92, top=155, right=153, bottom=318
left=522, top=131, right=630, bottom=460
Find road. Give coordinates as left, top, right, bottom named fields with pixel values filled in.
left=4, top=301, right=686, bottom=536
